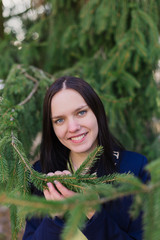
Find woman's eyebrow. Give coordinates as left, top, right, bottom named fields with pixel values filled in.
left=74, top=104, right=88, bottom=112
left=51, top=105, right=88, bottom=119
left=51, top=115, right=63, bottom=120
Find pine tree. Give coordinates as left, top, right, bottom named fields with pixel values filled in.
left=0, top=0, right=160, bottom=239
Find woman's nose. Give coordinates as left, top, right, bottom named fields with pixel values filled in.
left=68, top=119, right=80, bottom=132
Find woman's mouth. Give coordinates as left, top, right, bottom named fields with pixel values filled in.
left=69, top=133, right=88, bottom=142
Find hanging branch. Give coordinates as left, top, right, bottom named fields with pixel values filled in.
left=11, top=131, right=33, bottom=174
left=18, top=73, right=39, bottom=106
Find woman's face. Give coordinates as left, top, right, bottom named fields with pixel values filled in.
left=51, top=89, right=98, bottom=157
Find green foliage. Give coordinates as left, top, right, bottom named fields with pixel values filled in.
left=75, top=146, right=103, bottom=176
left=0, top=0, right=160, bottom=239
left=61, top=204, right=86, bottom=240
left=1, top=156, right=160, bottom=240
left=0, top=36, right=19, bottom=79
left=1, top=65, right=52, bottom=157
left=0, top=0, right=159, bottom=158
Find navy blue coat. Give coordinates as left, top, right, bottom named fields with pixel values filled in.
left=23, top=151, right=149, bottom=240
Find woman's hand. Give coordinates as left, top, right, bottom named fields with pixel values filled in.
left=43, top=170, right=75, bottom=201
left=43, top=170, right=75, bottom=218
left=43, top=170, right=96, bottom=219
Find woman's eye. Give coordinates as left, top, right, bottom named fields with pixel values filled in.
left=78, top=110, right=87, bottom=116
left=55, top=119, right=64, bottom=124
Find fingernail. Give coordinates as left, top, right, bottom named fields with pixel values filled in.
left=47, top=182, right=52, bottom=188
left=54, top=180, right=58, bottom=185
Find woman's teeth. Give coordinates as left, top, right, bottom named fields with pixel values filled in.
left=71, top=134, right=86, bottom=141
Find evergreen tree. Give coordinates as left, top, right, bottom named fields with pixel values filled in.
left=0, top=1, right=160, bottom=239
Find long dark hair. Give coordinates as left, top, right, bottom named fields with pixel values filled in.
left=40, top=76, right=124, bottom=175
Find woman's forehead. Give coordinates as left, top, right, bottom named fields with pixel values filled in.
left=51, top=89, right=87, bottom=117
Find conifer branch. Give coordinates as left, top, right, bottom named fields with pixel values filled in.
left=10, top=136, right=129, bottom=194
left=0, top=175, right=158, bottom=219
left=18, top=73, right=39, bottom=106
left=2, top=108, right=11, bottom=118
left=75, top=146, right=103, bottom=175
left=11, top=132, right=33, bottom=174
left=0, top=154, right=8, bottom=183
left=10, top=137, right=118, bottom=193
left=61, top=205, right=85, bottom=240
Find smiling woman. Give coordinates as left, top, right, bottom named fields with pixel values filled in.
left=51, top=89, right=98, bottom=169
left=23, top=76, right=149, bottom=240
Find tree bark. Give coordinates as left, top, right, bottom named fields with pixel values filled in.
left=0, top=0, right=4, bottom=39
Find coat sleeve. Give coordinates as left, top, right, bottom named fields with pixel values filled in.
left=23, top=216, right=64, bottom=240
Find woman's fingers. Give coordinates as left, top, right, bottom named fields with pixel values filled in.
left=44, top=170, right=74, bottom=201
left=54, top=171, right=64, bottom=175
left=44, top=170, right=94, bottom=219
left=44, top=182, right=63, bottom=200
left=62, top=170, right=71, bottom=175
left=47, top=172, right=54, bottom=176
left=43, top=188, right=52, bottom=200
left=54, top=180, right=75, bottom=198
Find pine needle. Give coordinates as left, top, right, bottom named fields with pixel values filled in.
left=61, top=205, right=86, bottom=240
left=75, top=146, right=103, bottom=176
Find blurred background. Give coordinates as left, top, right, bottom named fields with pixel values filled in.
left=0, top=0, right=160, bottom=239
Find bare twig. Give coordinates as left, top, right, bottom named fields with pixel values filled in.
left=18, top=73, right=39, bottom=106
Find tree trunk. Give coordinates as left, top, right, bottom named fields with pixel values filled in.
left=0, top=0, right=4, bottom=39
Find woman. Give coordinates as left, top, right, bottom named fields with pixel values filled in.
left=23, top=76, right=149, bottom=240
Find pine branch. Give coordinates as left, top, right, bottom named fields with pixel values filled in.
left=75, top=146, right=103, bottom=175
left=11, top=132, right=33, bottom=174
left=1, top=157, right=160, bottom=240
left=61, top=205, right=86, bottom=240
left=10, top=205, right=19, bottom=240
left=18, top=73, right=39, bottom=106
left=0, top=154, right=9, bottom=183
left=0, top=166, right=158, bottom=240
left=11, top=136, right=117, bottom=193
left=12, top=133, right=149, bottom=196
left=0, top=170, right=154, bottom=216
